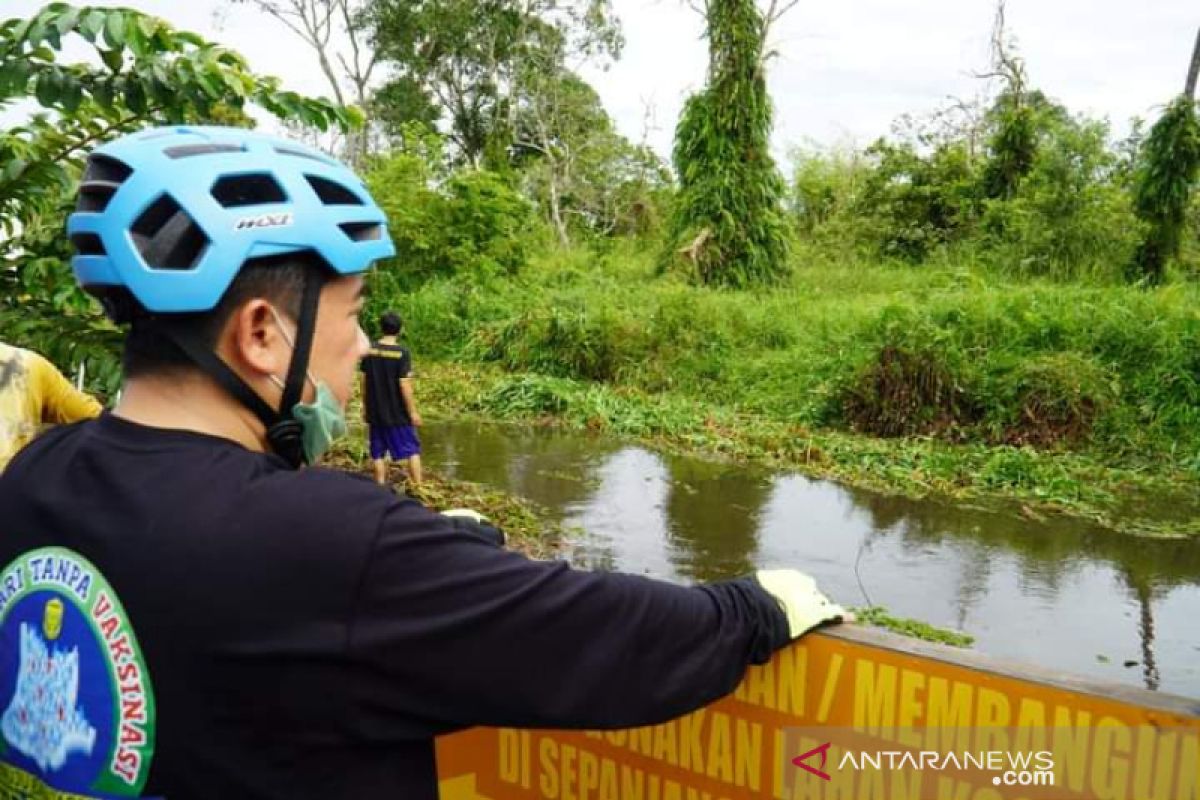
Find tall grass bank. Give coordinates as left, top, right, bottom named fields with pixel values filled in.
left=372, top=247, right=1200, bottom=536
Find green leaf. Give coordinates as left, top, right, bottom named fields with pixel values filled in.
left=79, top=9, right=106, bottom=41
left=307, top=106, right=330, bottom=132
left=221, top=70, right=248, bottom=96
left=343, top=105, right=365, bottom=129
left=137, top=15, right=159, bottom=45
left=92, top=79, right=114, bottom=109
left=195, top=68, right=222, bottom=98
left=99, top=48, right=122, bottom=72
left=53, top=6, right=80, bottom=37
left=123, top=21, right=146, bottom=59
left=33, top=70, right=59, bottom=107
left=61, top=77, right=83, bottom=113
left=125, top=79, right=146, bottom=114
left=102, top=12, right=126, bottom=49
left=1, top=157, right=26, bottom=184
left=145, top=76, right=170, bottom=108
left=9, top=18, right=33, bottom=45
left=27, top=18, right=47, bottom=47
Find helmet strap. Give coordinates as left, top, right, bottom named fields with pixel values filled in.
left=156, top=269, right=325, bottom=469
left=277, top=270, right=322, bottom=416
left=267, top=270, right=324, bottom=466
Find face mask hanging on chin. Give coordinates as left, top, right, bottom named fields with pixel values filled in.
left=267, top=372, right=348, bottom=464
left=267, top=309, right=349, bottom=464
left=292, top=382, right=348, bottom=463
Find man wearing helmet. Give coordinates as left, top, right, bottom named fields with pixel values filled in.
left=0, top=127, right=849, bottom=800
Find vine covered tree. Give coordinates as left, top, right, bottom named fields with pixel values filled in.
left=665, top=0, right=790, bottom=288
left=1129, top=27, right=1200, bottom=285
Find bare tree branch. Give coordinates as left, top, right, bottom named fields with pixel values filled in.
left=973, top=0, right=1024, bottom=97
left=767, top=0, right=800, bottom=21
left=237, top=1, right=346, bottom=104
left=1185, top=25, right=1200, bottom=99
left=759, top=0, right=801, bottom=67
left=237, top=0, right=311, bottom=42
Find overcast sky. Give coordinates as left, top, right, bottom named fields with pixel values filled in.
left=3, top=0, right=1197, bottom=164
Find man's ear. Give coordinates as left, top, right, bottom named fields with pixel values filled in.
left=222, top=299, right=289, bottom=378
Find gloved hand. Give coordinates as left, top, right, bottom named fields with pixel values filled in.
left=754, top=569, right=853, bottom=639
left=441, top=508, right=506, bottom=547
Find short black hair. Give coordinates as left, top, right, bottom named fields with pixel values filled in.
left=379, top=311, right=403, bottom=336
left=118, top=252, right=329, bottom=380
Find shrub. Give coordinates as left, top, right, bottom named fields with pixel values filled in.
left=833, top=309, right=980, bottom=438
left=439, top=170, right=539, bottom=278
left=981, top=116, right=1141, bottom=280
left=984, top=352, right=1112, bottom=447
left=366, top=143, right=540, bottom=281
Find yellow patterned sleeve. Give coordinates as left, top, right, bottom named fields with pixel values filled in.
left=29, top=353, right=103, bottom=424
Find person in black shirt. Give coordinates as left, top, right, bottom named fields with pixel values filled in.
left=0, top=126, right=850, bottom=800
left=360, top=310, right=423, bottom=485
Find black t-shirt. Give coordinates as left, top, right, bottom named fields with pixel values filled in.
left=359, top=342, right=412, bottom=427
left=0, top=413, right=789, bottom=800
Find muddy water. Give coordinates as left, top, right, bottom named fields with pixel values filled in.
left=421, top=421, right=1200, bottom=698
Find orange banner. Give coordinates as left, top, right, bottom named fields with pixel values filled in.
left=436, top=626, right=1200, bottom=800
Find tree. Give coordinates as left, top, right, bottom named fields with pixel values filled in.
left=511, top=61, right=667, bottom=245
left=366, top=0, right=621, bottom=167
left=0, top=3, right=359, bottom=395
left=512, top=66, right=604, bottom=245
left=1129, top=28, right=1200, bottom=285
left=977, top=1, right=1036, bottom=200
left=664, top=0, right=790, bottom=287
left=226, top=0, right=379, bottom=164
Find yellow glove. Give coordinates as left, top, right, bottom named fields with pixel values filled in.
left=755, top=569, right=852, bottom=639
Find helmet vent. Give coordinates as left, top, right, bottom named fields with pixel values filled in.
left=131, top=194, right=210, bottom=271
left=75, top=155, right=132, bottom=213
left=82, top=154, right=132, bottom=184
left=69, top=233, right=106, bottom=256
left=211, top=173, right=288, bottom=208
left=339, top=222, right=382, bottom=242
left=165, top=143, right=246, bottom=159
left=76, top=181, right=121, bottom=213
left=306, top=175, right=363, bottom=206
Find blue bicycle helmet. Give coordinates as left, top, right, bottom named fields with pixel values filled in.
left=67, top=126, right=396, bottom=468
left=67, top=125, right=394, bottom=314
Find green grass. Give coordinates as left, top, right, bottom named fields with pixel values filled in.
left=386, top=243, right=1200, bottom=475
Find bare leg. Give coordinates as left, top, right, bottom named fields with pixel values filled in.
left=373, top=458, right=387, bottom=485
left=408, top=454, right=423, bottom=485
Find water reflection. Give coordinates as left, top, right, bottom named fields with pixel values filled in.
left=661, top=458, right=771, bottom=582
left=420, top=421, right=1200, bottom=697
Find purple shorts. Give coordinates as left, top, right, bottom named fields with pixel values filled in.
left=369, top=425, right=421, bottom=460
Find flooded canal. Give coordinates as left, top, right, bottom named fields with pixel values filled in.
left=422, top=421, right=1200, bottom=698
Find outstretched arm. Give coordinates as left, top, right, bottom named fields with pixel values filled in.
left=345, top=499, right=792, bottom=732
